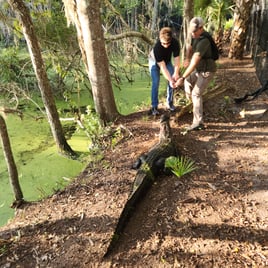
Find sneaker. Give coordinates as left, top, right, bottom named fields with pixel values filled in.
left=167, top=102, right=176, bottom=112
left=185, top=123, right=205, bottom=131
left=151, top=107, right=160, bottom=115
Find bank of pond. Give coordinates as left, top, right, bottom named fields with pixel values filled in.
left=0, top=77, right=155, bottom=226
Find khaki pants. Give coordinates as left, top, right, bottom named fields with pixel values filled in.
left=184, top=70, right=215, bottom=126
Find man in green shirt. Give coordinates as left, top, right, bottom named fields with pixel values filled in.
left=175, top=17, right=217, bottom=131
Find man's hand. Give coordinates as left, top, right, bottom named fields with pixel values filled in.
left=175, top=77, right=185, bottom=87
left=183, top=59, right=190, bottom=68
left=169, top=79, right=176, bottom=88
left=172, top=73, right=179, bottom=82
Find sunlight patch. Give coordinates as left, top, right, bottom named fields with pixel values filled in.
left=239, top=108, right=267, bottom=118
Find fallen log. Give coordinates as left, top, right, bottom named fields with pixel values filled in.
left=175, top=84, right=229, bottom=119
left=104, top=113, right=177, bottom=257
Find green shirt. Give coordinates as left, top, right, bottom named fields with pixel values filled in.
left=192, top=32, right=217, bottom=72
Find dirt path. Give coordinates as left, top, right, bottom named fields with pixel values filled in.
left=0, top=55, right=268, bottom=267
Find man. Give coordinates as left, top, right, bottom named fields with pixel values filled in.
left=149, top=27, right=180, bottom=115
left=175, top=17, right=217, bottom=131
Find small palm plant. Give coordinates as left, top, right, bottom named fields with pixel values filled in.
left=165, top=156, right=197, bottom=178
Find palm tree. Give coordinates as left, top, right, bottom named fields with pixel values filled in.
left=228, top=0, right=254, bottom=59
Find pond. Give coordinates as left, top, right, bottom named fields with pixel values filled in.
left=0, top=115, right=86, bottom=226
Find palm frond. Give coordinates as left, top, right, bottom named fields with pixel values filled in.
left=165, top=156, right=197, bottom=178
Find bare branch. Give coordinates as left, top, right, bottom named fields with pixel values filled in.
left=103, top=0, right=129, bottom=29
left=0, top=107, right=23, bottom=118
left=105, top=31, right=153, bottom=46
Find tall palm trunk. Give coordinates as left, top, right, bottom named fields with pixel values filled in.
left=228, top=0, right=254, bottom=59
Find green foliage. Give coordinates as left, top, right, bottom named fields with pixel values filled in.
left=22, top=0, right=83, bottom=96
left=0, top=47, right=38, bottom=91
left=195, top=0, right=234, bottom=34
left=165, top=156, right=197, bottom=178
left=79, top=106, right=127, bottom=156
left=80, top=106, right=117, bottom=151
left=80, top=106, right=105, bottom=151
left=1, top=2, right=82, bottom=95
left=120, top=0, right=139, bottom=13
left=0, top=47, right=22, bottom=83
left=34, top=3, right=77, bottom=51
left=224, top=18, right=234, bottom=30
left=195, top=0, right=213, bottom=13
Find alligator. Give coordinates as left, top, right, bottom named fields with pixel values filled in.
left=104, top=113, right=177, bottom=257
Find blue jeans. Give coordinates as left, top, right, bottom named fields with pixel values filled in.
left=149, top=60, right=174, bottom=108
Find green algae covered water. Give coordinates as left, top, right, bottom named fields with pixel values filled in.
left=0, top=115, right=86, bottom=226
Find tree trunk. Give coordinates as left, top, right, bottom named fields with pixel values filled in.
left=7, top=0, right=75, bottom=156
left=0, top=114, right=24, bottom=208
left=182, top=0, right=194, bottom=59
left=228, top=0, right=254, bottom=59
left=63, top=0, right=119, bottom=123
left=151, top=0, right=159, bottom=38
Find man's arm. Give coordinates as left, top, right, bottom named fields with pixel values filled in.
left=184, top=45, right=193, bottom=68
left=175, top=52, right=201, bottom=87
left=173, top=56, right=180, bottom=80
left=183, top=52, right=201, bottom=77
left=157, top=61, right=176, bottom=88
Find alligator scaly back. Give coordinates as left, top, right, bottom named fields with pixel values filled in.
left=104, top=113, right=177, bottom=257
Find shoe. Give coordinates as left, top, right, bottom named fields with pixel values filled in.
left=185, top=123, right=205, bottom=131
left=151, top=107, right=160, bottom=115
left=167, top=102, right=176, bottom=112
